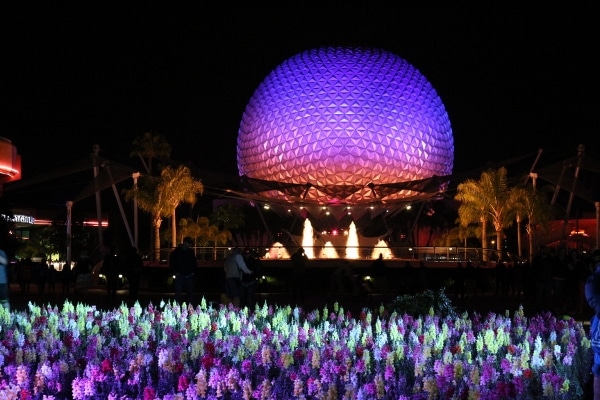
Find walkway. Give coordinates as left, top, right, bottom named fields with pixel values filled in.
left=6, top=281, right=595, bottom=327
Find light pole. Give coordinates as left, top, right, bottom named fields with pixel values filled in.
left=92, top=145, right=103, bottom=247
left=66, top=201, right=73, bottom=269
left=594, top=201, right=600, bottom=249
left=132, top=172, right=140, bottom=249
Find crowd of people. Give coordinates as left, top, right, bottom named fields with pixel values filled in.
left=441, top=246, right=597, bottom=316
left=5, top=242, right=599, bottom=321
left=8, top=257, right=60, bottom=295
left=168, top=239, right=263, bottom=310
left=6, top=244, right=144, bottom=305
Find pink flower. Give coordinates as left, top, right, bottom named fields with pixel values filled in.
left=101, top=359, right=112, bottom=373
left=202, top=354, right=214, bottom=369
left=143, top=386, right=156, bottom=400
left=177, top=374, right=190, bottom=391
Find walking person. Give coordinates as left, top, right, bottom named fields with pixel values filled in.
left=584, top=250, right=600, bottom=400
left=0, top=249, right=10, bottom=310
left=418, top=261, right=428, bottom=293
left=61, top=262, right=72, bottom=295
left=47, top=262, right=57, bottom=293
left=169, top=237, right=197, bottom=305
left=241, top=248, right=261, bottom=311
left=571, top=249, right=590, bottom=315
left=37, top=257, right=49, bottom=295
left=124, top=246, right=144, bottom=302
left=20, top=258, right=33, bottom=294
left=454, top=261, right=466, bottom=300
left=290, top=247, right=308, bottom=304
left=102, top=246, right=120, bottom=304
left=223, top=247, right=252, bottom=308
left=532, top=246, right=554, bottom=313
left=73, top=251, right=93, bottom=300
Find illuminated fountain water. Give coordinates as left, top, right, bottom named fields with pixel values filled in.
left=302, top=219, right=315, bottom=259
left=265, top=242, right=291, bottom=259
left=345, top=222, right=360, bottom=259
left=292, top=219, right=390, bottom=260
left=370, top=239, right=394, bottom=259
left=320, top=241, right=339, bottom=258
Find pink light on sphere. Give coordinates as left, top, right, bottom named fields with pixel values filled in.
left=237, top=47, right=454, bottom=205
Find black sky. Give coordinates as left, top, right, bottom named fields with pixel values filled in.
left=3, top=4, right=599, bottom=184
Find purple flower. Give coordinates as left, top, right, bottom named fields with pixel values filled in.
left=241, top=359, right=252, bottom=375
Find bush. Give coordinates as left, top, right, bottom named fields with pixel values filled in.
left=386, top=287, right=458, bottom=318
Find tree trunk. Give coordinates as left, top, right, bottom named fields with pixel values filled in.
left=153, top=215, right=162, bottom=261
left=527, top=221, right=534, bottom=264
left=496, top=229, right=503, bottom=259
left=171, top=210, right=177, bottom=249
left=516, top=215, right=522, bottom=259
left=481, top=217, right=488, bottom=262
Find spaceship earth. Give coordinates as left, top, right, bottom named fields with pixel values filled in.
left=237, top=47, right=454, bottom=207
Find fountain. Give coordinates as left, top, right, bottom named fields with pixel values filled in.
left=371, top=239, right=393, bottom=259
left=265, top=242, right=291, bottom=259
left=345, top=222, right=360, bottom=259
left=301, top=219, right=315, bottom=259
left=321, top=241, right=339, bottom=258
left=283, top=219, right=389, bottom=260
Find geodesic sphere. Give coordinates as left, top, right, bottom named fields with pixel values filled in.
left=237, top=47, right=454, bottom=204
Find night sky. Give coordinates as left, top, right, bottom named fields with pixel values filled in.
left=3, top=4, right=598, bottom=197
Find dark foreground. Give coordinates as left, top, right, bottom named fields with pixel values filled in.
left=7, top=277, right=595, bottom=326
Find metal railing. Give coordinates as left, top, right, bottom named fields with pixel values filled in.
left=146, top=245, right=507, bottom=263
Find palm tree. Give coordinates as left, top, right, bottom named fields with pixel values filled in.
left=129, top=131, right=172, bottom=175
left=508, top=186, right=554, bottom=263
left=129, top=132, right=172, bottom=254
left=174, top=217, right=203, bottom=246
left=455, top=167, right=513, bottom=261
left=124, top=165, right=203, bottom=260
left=196, top=216, right=232, bottom=260
left=507, top=187, right=527, bottom=260
left=157, top=165, right=204, bottom=249
left=124, top=175, right=162, bottom=260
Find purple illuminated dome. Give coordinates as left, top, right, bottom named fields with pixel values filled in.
left=237, top=47, right=454, bottom=209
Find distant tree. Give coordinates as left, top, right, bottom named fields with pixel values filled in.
left=124, top=165, right=203, bottom=261
left=210, top=203, right=245, bottom=232
left=507, top=185, right=555, bottom=262
left=129, top=132, right=172, bottom=254
left=124, top=175, right=160, bottom=260
left=197, top=216, right=232, bottom=260
left=455, top=167, right=513, bottom=261
left=167, top=216, right=233, bottom=260
left=179, top=216, right=229, bottom=248
left=160, top=165, right=204, bottom=248
left=15, top=225, right=56, bottom=260
left=437, top=224, right=480, bottom=248
left=171, top=217, right=203, bottom=246
left=129, top=131, right=172, bottom=175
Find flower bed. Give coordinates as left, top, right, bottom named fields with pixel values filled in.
left=0, top=299, right=592, bottom=399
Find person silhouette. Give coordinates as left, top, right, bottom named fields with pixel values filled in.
left=223, top=247, right=252, bottom=308
left=290, top=247, right=308, bottom=303
left=0, top=249, right=10, bottom=310
left=169, top=237, right=198, bottom=304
